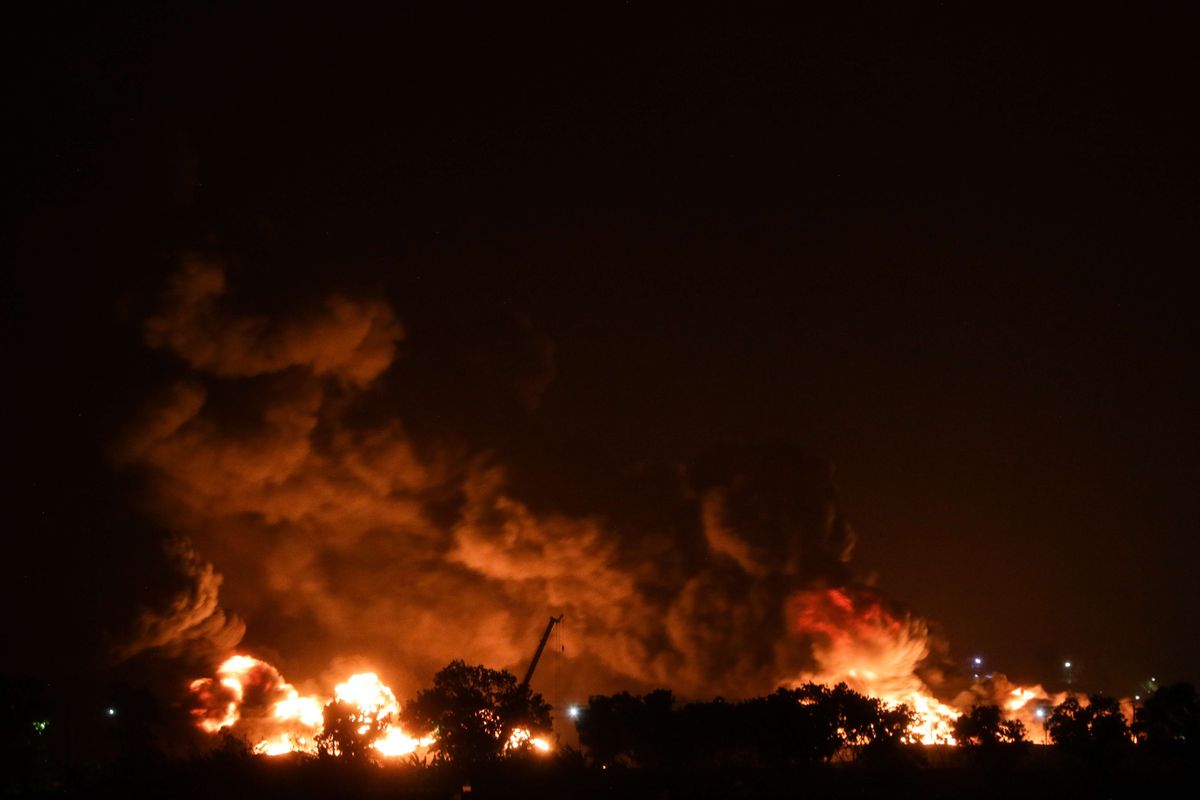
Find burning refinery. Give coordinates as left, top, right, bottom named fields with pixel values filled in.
left=104, top=260, right=1113, bottom=762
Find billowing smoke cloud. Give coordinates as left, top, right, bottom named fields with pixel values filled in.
left=142, top=258, right=402, bottom=387
left=120, top=259, right=925, bottom=703
left=115, top=537, right=245, bottom=662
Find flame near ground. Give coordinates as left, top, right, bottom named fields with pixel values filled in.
left=189, top=586, right=1069, bottom=756
left=189, top=654, right=549, bottom=758
left=788, top=586, right=1071, bottom=745
left=138, top=262, right=1087, bottom=756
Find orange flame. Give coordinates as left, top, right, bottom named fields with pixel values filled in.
left=508, top=727, right=552, bottom=753
left=786, top=588, right=1111, bottom=745
left=190, top=654, right=549, bottom=759
left=788, top=587, right=961, bottom=744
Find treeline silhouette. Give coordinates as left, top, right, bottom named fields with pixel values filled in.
left=3, top=666, right=1198, bottom=798
left=575, top=684, right=915, bottom=768
left=572, top=683, right=1200, bottom=769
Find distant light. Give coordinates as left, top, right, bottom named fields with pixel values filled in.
left=106, top=707, right=116, bottom=717
left=1035, top=708, right=1045, bottom=719
left=1064, top=661, right=1072, bottom=669
left=1135, top=695, right=1141, bottom=700
left=973, top=657, right=982, bottom=666
left=1151, top=677, right=1157, bottom=682
left=568, top=705, right=580, bottom=719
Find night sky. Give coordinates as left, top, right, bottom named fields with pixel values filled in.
left=7, top=6, right=1197, bottom=703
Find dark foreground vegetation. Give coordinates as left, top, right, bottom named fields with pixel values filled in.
left=4, top=673, right=1197, bottom=799
left=6, top=747, right=1200, bottom=800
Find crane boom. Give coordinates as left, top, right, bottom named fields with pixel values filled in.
left=521, top=614, right=563, bottom=688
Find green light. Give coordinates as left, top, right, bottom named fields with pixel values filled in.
left=33, top=720, right=49, bottom=733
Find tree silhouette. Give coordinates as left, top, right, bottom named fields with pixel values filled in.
left=824, top=682, right=914, bottom=747
left=674, top=696, right=739, bottom=766
left=742, top=685, right=844, bottom=766
left=576, top=682, right=914, bottom=768
left=1132, top=682, right=1198, bottom=754
left=1046, top=697, right=1090, bottom=749
left=1085, top=694, right=1131, bottom=753
left=1047, top=694, right=1130, bottom=756
left=953, top=704, right=1026, bottom=746
left=400, top=660, right=551, bottom=767
left=314, top=699, right=388, bottom=760
left=574, top=691, right=642, bottom=767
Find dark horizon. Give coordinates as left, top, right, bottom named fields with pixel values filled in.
left=6, top=5, right=1197, bottom=710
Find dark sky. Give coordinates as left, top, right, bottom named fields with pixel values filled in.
left=7, top=6, right=1197, bottom=698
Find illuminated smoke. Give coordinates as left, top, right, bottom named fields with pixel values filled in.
left=951, top=674, right=1073, bottom=741
left=143, top=257, right=402, bottom=387
left=119, top=260, right=874, bottom=702
left=786, top=587, right=960, bottom=743
left=115, top=537, right=244, bottom=662
left=120, top=260, right=1068, bottom=748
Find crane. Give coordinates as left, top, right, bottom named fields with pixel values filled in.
left=520, top=614, right=563, bottom=688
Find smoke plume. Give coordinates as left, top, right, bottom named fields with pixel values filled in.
left=121, top=259, right=936, bottom=704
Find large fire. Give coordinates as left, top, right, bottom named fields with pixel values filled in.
left=189, top=655, right=550, bottom=758
left=140, top=263, right=1093, bottom=759
left=788, top=587, right=960, bottom=743
left=787, top=587, right=1068, bottom=745
left=192, top=585, right=1074, bottom=758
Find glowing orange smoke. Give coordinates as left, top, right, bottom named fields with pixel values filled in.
left=786, top=587, right=1101, bottom=745
left=787, top=587, right=962, bottom=744
left=952, top=675, right=1071, bottom=743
